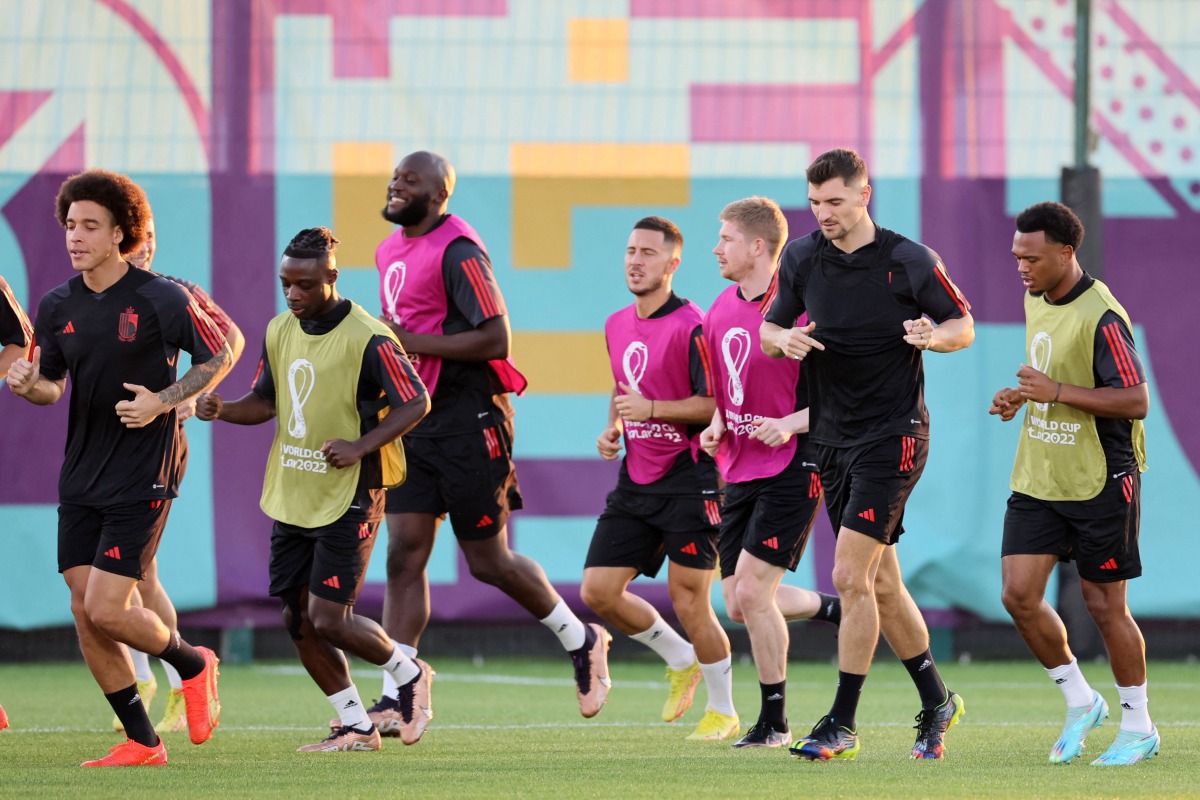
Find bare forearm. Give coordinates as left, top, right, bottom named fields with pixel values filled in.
left=653, top=395, right=716, bottom=425
left=929, top=314, right=975, bottom=353
left=11, top=376, right=64, bottom=405
left=352, top=395, right=431, bottom=456
left=0, top=344, right=23, bottom=379
left=223, top=324, right=246, bottom=372
left=1059, top=382, right=1149, bottom=420
left=213, top=391, right=276, bottom=425
left=158, top=344, right=233, bottom=408
left=391, top=315, right=510, bottom=362
left=760, top=322, right=786, bottom=358
left=778, top=408, right=810, bottom=435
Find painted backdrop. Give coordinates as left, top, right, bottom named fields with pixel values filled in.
left=2, top=0, right=1198, bottom=630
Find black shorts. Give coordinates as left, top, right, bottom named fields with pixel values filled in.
left=58, top=499, right=172, bottom=579
left=384, top=420, right=523, bottom=541
left=718, top=454, right=823, bottom=579
left=269, top=515, right=380, bottom=605
left=1002, top=470, right=1142, bottom=583
left=817, top=434, right=928, bottom=545
left=584, top=488, right=721, bottom=578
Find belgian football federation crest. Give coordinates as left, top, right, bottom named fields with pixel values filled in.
left=118, top=307, right=139, bottom=342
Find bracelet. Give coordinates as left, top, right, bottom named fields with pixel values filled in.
left=1052, top=382, right=1062, bottom=404
left=650, top=400, right=655, bottom=418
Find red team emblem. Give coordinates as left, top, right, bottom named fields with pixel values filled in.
left=118, top=307, right=139, bottom=342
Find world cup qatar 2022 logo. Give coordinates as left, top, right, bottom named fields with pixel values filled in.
left=383, top=261, right=406, bottom=323
left=287, top=358, right=316, bottom=437
left=622, top=341, right=648, bottom=393
left=1030, top=331, right=1053, bottom=412
left=721, top=327, right=751, bottom=407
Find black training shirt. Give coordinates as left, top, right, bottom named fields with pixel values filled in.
left=765, top=227, right=969, bottom=447
left=34, top=267, right=225, bottom=503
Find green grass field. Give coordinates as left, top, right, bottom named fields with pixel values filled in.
left=0, top=657, right=1195, bottom=798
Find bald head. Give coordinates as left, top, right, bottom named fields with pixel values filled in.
left=401, top=151, right=456, bottom=197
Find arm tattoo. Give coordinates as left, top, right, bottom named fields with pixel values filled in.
left=157, top=344, right=233, bottom=408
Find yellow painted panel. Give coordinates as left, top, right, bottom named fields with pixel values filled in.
left=512, top=331, right=612, bottom=393
left=333, top=175, right=395, bottom=268
left=568, top=18, right=628, bottom=83
left=332, top=143, right=396, bottom=268
left=512, top=176, right=689, bottom=268
left=333, top=142, right=395, bottom=175
left=511, top=143, right=689, bottom=178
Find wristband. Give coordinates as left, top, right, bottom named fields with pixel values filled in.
left=1052, top=382, right=1062, bottom=404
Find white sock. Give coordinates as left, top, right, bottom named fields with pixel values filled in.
left=540, top=601, right=586, bottom=651
left=160, top=660, right=183, bottom=691
left=382, top=643, right=418, bottom=698
left=629, top=615, right=695, bottom=670
left=1046, top=658, right=1094, bottom=708
left=328, top=685, right=371, bottom=732
left=1116, top=682, right=1153, bottom=734
left=381, top=644, right=420, bottom=687
left=700, top=656, right=736, bottom=717
left=131, top=649, right=153, bottom=683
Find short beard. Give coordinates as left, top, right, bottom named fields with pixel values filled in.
left=381, top=194, right=433, bottom=227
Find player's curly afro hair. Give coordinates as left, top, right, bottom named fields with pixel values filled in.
left=55, top=170, right=151, bottom=257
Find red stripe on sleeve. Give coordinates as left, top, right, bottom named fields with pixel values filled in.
left=377, top=342, right=417, bottom=402
left=694, top=334, right=713, bottom=396
left=933, top=265, right=970, bottom=315
left=461, top=258, right=501, bottom=318
left=758, top=272, right=780, bottom=315
left=1102, top=321, right=1139, bottom=387
left=191, top=286, right=234, bottom=336
left=251, top=358, right=264, bottom=390
left=187, top=304, right=224, bottom=354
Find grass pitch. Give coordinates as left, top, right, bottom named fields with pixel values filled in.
left=0, top=657, right=1195, bottom=798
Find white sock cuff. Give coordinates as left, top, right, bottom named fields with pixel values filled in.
left=699, top=656, right=736, bottom=716
left=1116, top=682, right=1149, bottom=709
left=1045, top=657, right=1081, bottom=682
left=540, top=600, right=586, bottom=651
left=382, top=644, right=419, bottom=688
left=328, top=685, right=369, bottom=730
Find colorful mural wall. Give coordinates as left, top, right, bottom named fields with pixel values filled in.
left=2, top=0, right=1198, bottom=630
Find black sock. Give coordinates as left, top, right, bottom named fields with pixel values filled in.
left=569, top=623, right=597, bottom=659
left=759, top=681, right=787, bottom=732
left=156, top=631, right=206, bottom=681
left=828, top=671, right=866, bottom=731
left=902, top=649, right=948, bottom=709
left=106, top=684, right=159, bottom=748
left=811, top=593, right=842, bottom=626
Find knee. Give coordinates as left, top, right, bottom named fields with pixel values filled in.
left=579, top=579, right=611, bottom=617
left=831, top=566, right=871, bottom=601
left=668, top=583, right=700, bottom=616
left=307, top=605, right=345, bottom=643
left=385, top=540, right=425, bottom=576
left=1000, top=584, right=1039, bottom=621
left=82, top=596, right=122, bottom=635
left=467, top=558, right=508, bottom=588
left=1081, top=586, right=1124, bottom=625
left=733, top=577, right=768, bottom=615
left=725, top=603, right=745, bottom=625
